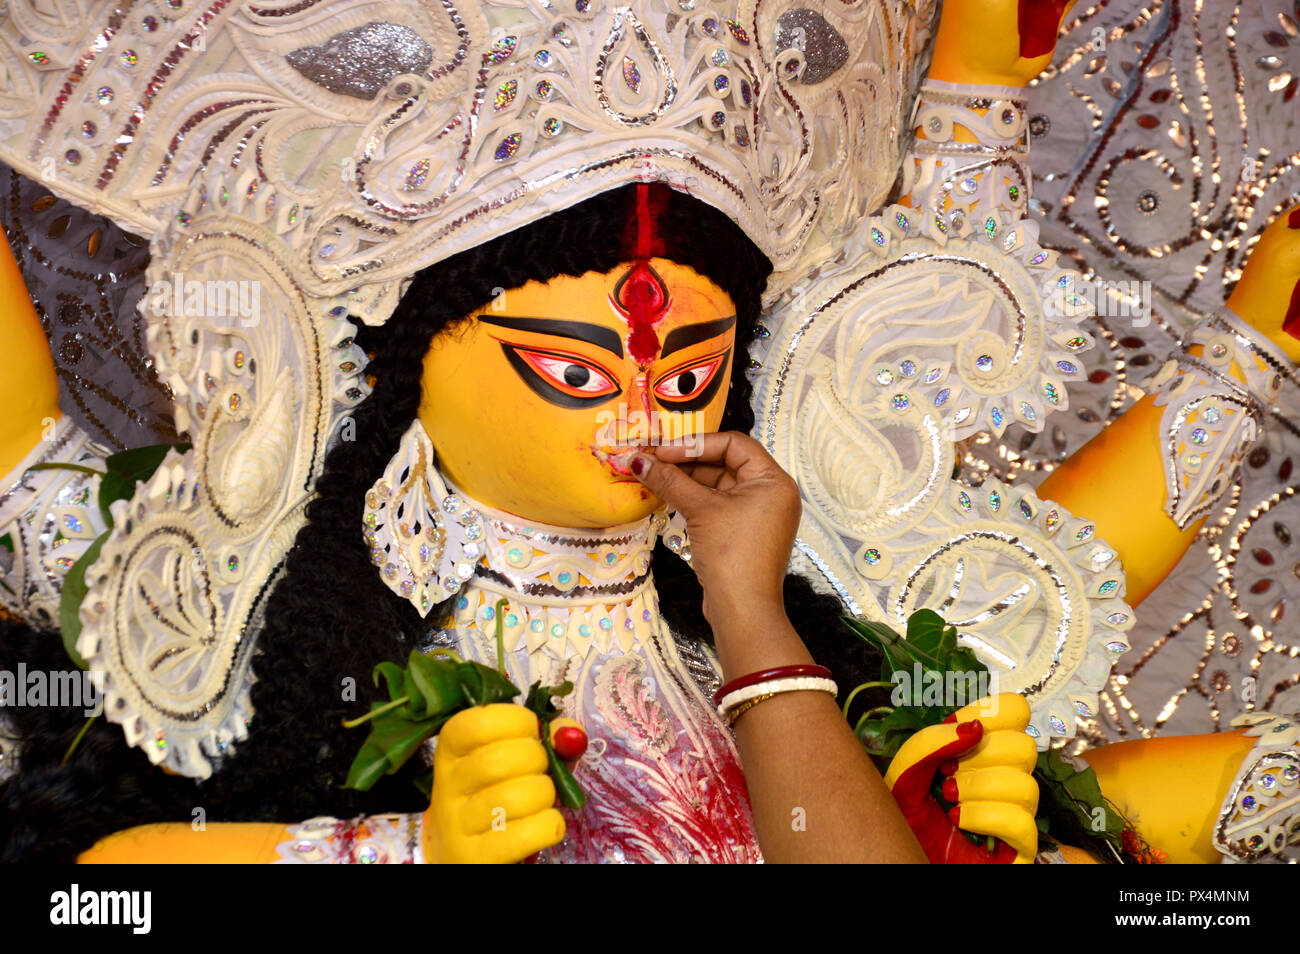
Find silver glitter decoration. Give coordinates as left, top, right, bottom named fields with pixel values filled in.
left=773, top=9, right=849, bottom=85
left=286, top=22, right=434, bottom=101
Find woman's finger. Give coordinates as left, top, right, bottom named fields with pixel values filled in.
left=653, top=432, right=774, bottom=482
left=672, top=462, right=730, bottom=488
left=630, top=453, right=715, bottom=516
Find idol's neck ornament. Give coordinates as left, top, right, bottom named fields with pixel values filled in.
left=364, top=419, right=691, bottom=632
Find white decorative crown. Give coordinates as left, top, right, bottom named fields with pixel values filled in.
left=0, top=0, right=934, bottom=776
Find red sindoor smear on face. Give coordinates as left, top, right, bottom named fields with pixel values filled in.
left=1018, top=0, right=1070, bottom=59
left=617, top=261, right=669, bottom=364
left=616, top=184, right=671, bottom=365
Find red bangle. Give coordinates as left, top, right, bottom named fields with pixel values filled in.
left=712, top=665, right=832, bottom=707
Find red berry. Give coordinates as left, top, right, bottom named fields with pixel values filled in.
left=551, top=725, right=588, bottom=761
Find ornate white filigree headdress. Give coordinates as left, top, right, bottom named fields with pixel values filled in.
left=0, top=0, right=935, bottom=776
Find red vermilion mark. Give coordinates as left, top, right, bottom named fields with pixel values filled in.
left=1289, top=208, right=1300, bottom=229
left=613, top=261, right=669, bottom=364
left=1019, top=0, right=1070, bottom=59
left=612, top=184, right=671, bottom=366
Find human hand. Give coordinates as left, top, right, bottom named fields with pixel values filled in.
left=423, top=703, right=565, bottom=864
left=885, top=694, right=1040, bottom=864
left=629, top=432, right=801, bottom=628
left=1225, top=203, right=1300, bottom=363
left=930, top=0, right=1076, bottom=88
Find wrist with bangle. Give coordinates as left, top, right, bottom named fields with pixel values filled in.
left=713, top=664, right=838, bottom=728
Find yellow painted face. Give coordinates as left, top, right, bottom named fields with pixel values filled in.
left=417, top=257, right=737, bottom=528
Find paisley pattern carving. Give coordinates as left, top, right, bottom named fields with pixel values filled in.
left=76, top=456, right=254, bottom=777
left=755, top=127, right=1130, bottom=745
left=774, top=9, right=849, bottom=84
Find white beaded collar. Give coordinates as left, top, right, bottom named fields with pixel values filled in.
left=443, top=488, right=689, bottom=682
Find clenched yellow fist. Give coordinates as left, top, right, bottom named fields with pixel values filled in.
left=422, top=703, right=567, bottom=864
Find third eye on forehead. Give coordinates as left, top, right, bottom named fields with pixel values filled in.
left=478, top=314, right=736, bottom=359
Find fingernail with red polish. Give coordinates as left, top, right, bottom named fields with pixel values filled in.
left=942, top=777, right=959, bottom=802
left=939, top=759, right=958, bottom=777
left=630, top=455, right=648, bottom=477
left=947, top=805, right=961, bottom=826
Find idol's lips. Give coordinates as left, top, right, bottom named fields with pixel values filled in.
left=590, top=444, right=648, bottom=477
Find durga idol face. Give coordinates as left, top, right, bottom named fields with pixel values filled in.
left=418, top=257, right=738, bottom=529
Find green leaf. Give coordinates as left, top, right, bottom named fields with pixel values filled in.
left=344, top=733, right=397, bottom=791
left=58, top=531, right=110, bottom=670
left=368, top=712, right=442, bottom=773
left=404, top=652, right=462, bottom=719
left=840, top=617, right=911, bottom=678
left=543, top=732, right=587, bottom=811
left=96, top=471, right=134, bottom=528
left=103, top=443, right=191, bottom=483
left=1033, top=749, right=1128, bottom=852
left=459, top=662, right=520, bottom=708
left=948, top=645, right=989, bottom=679
left=905, top=609, right=957, bottom=664
left=412, top=770, right=433, bottom=800
left=343, top=708, right=449, bottom=792
left=524, top=679, right=574, bottom=719
left=97, top=443, right=191, bottom=527
left=373, top=661, right=408, bottom=704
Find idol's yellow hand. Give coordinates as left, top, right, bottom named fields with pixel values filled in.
left=942, top=694, right=1039, bottom=864
left=886, top=694, right=1039, bottom=863
left=423, top=703, right=565, bottom=864
left=930, top=0, right=1076, bottom=87
left=1225, top=202, right=1300, bottom=363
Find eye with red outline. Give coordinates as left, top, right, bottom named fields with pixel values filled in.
left=499, top=343, right=622, bottom=408
left=652, top=350, right=731, bottom=411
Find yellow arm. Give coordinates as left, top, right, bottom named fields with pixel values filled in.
left=1036, top=395, right=1199, bottom=606
left=79, top=822, right=288, bottom=864
left=1079, top=730, right=1257, bottom=864
left=0, top=232, right=61, bottom=478
left=1040, top=204, right=1300, bottom=602
left=1045, top=209, right=1300, bottom=860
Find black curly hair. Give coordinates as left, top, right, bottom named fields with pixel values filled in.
left=0, top=183, right=876, bottom=861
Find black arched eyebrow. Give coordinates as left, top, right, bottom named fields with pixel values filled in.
left=478, top=315, right=623, bottom=358
left=660, top=315, right=736, bottom=358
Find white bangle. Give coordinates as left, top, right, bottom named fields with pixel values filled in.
left=717, top=676, right=839, bottom=721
